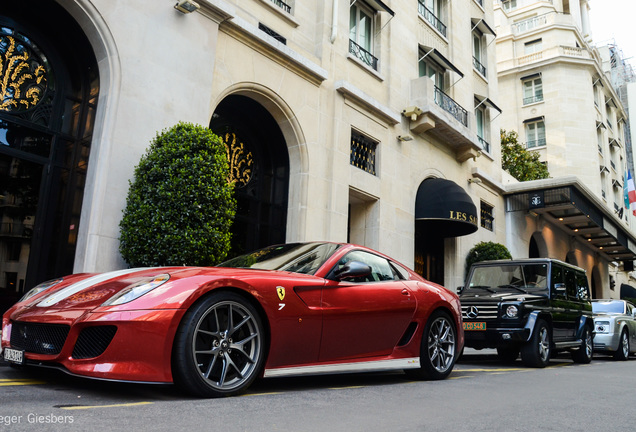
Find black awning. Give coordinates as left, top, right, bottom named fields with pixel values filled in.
left=415, top=178, right=478, bottom=237
left=419, top=47, right=464, bottom=78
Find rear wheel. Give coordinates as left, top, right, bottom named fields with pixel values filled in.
left=172, top=292, right=265, bottom=397
left=406, top=311, right=457, bottom=380
left=521, top=319, right=551, bottom=368
left=613, top=329, right=629, bottom=361
left=572, top=325, right=593, bottom=364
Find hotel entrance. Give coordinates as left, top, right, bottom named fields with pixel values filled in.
left=0, top=2, right=98, bottom=310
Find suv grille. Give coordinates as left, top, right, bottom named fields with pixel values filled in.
left=72, top=326, right=117, bottom=359
left=461, top=303, right=499, bottom=320
left=10, top=321, right=70, bottom=355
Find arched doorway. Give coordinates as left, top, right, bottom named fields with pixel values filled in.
left=0, top=2, right=99, bottom=306
left=529, top=232, right=547, bottom=258
left=210, top=95, right=290, bottom=256
left=414, top=178, right=478, bottom=285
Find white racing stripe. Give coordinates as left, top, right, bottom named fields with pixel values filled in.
left=36, top=268, right=158, bottom=307
left=263, top=357, right=420, bottom=378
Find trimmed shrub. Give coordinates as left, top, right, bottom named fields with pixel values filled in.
left=119, top=122, right=236, bottom=267
left=465, top=241, right=512, bottom=275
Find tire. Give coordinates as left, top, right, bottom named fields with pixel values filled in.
left=406, top=311, right=457, bottom=380
left=571, top=325, right=593, bottom=364
left=521, top=319, right=551, bottom=368
left=497, top=346, right=520, bottom=363
left=172, top=292, right=265, bottom=397
left=613, top=329, right=629, bottom=361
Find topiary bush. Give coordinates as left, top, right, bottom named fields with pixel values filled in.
left=119, top=122, right=236, bottom=267
left=465, top=241, right=512, bottom=275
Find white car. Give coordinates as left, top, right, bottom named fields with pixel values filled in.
left=592, top=299, right=636, bottom=360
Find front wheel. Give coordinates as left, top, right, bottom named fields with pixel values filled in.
left=172, top=292, right=265, bottom=397
left=572, top=325, right=593, bottom=364
left=521, top=319, right=551, bottom=368
left=406, top=311, right=457, bottom=380
left=613, top=329, right=629, bottom=361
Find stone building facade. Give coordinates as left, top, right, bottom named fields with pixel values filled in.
left=0, top=0, right=506, bottom=302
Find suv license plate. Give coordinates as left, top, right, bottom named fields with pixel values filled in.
left=463, top=322, right=486, bottom=331
left=3, top=348, right=25, bottom=365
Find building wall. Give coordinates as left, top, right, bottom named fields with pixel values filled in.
left=40, top=0, right=507, bottom=292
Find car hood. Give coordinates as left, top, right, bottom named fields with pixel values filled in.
left=9, top=266, right=319, bottom=316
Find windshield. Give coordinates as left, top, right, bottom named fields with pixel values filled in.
left=217, top=243, right=341, bottom=275
left=467, top=263, right=549, bottom=292
left=592, top=301, right=625, bottom=314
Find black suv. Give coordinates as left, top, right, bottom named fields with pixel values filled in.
left=459, top=258, right=594, bottom=367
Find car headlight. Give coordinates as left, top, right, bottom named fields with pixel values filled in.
left=19, top=278, right=64, bottom=303
left=595, top=320, right=610, bottom=334
left=101, top=274, right=170, bottom=306
left=504, top=305, right=519, bottom=318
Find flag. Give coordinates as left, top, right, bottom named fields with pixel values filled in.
left=626, top=169, right=636, bottom=216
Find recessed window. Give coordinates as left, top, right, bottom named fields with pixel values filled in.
left=350, top=130, right=377, bottom=175
left=523, top=77, right=543, bottom=104
left=349, top=2, right=377, bottom=70
left=526, top=118, right=546, bottom=148
left=473, top=30, right=486, bottom=77
left=480, top=201, right=494, bottom=231
left=418, top=0, right=447, bottom=37
left=524, top=39, right=542, bottom=55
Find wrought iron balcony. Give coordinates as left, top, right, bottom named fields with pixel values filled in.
left=417, top=1, right=447, bottom=37
left=478, top=136, right=490, bottom=153
left=434, top=86, right=468, bottom=126
left=473, top=56, right=486, bottom=77
left=349, top=40, right=378, bottom=70
left=523, top=95, right=543, bottom=105
left=270, top=0, right=291, bottom=13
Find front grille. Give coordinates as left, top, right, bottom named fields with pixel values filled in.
left=461, top=303, right=499, bottom=320
left=10, top=321, right=70, bottom=355
left=72, top=326, right=117, bottom=359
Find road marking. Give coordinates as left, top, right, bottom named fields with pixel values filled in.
left=59, top=402, right=153, bottom=410
left=242, top=392, right=283, bottom=397
left=0, top=379, right=46, bottom=386
left=329, top=386, right=365, bottom=390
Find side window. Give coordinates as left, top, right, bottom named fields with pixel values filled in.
left=576, top=273, right=590, bottom=300
left=551, top=264, right=565, bottom=299
left=564, top=268, right=577, bottom=300
left=335, top=251, right=400, bottom=282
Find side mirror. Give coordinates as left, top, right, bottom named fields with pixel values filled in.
left=457, top=286, right=464, bottom=295
left=333, top=261, right=372, bottom=281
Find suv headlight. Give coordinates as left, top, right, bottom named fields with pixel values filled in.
left=504, top=304, right=519, bottom=318
left=101, top=274, right=170, bottom=306
left=595, top=320, right=610, bottom=334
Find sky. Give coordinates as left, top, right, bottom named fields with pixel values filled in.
left=588, top=0, right=636, bottom=64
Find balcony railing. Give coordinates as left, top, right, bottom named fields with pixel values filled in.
left=473, top=56, right=486, bottom=77
left=515, top=45, right=588, bottom=67
left=478, top=136, right=490, bottom=153
left=434, top=86, right=468, bottom=126
left=512, top=13, right=549, bottom=35
left=270, top=0, right=291, bottom=13
left=523, top=95, right=544, bottom=105
left=417, top=1, right=447, bottom=37
left=349, top=39, right=378, bottom=70
left=527, top=138, right=546, bottom=148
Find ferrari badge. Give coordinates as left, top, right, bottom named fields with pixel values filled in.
left=276, top=286, right=285, bottom=301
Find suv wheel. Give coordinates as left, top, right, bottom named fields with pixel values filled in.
left=571, top=325, right=593, bottom=364
left=521, top=319, right=551, bottom=368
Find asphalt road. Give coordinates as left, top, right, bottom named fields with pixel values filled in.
left=0, top=350, right=633, bottom=432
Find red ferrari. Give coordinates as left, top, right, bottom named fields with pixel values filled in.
left=1, top=242, right=463, bottom=397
